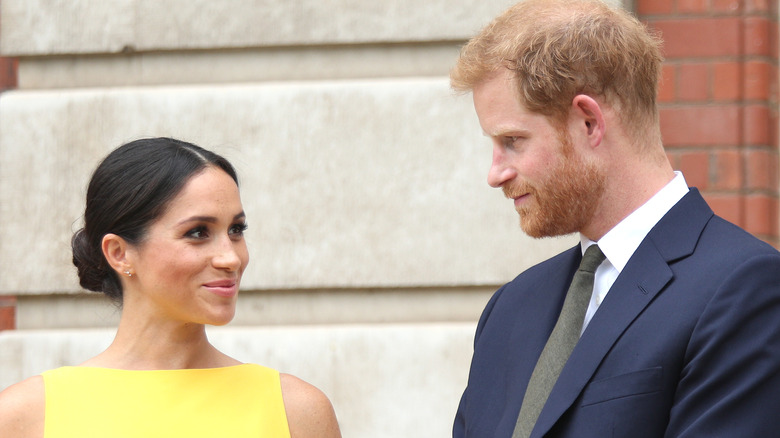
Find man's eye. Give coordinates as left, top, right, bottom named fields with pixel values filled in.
left=503, top=136, right=520, bottom=149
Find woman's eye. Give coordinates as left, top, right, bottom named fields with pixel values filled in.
left=186, top=226, right=209, bottom=239
left=229, top=223, right=248, bottom=236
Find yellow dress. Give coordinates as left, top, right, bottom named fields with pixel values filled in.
left=41, top=364, right=291, bottom=438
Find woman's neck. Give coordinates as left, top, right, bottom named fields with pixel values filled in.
left=82, top=312, right=238, bottom=370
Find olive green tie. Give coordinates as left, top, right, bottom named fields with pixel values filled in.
left=512, top=244, right=606, bottom=438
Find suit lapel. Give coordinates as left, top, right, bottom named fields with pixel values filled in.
left=529, top=189, right=714, bottom=437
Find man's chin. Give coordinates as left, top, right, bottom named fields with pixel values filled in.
left=519, top=214, right=578, bottom=239
left=518, top=213, right=547, bottom=238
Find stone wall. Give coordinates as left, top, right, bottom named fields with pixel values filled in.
left=0, top=1, right=583, bottom=437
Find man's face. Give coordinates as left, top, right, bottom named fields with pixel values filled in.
left=472, top=70, right=606, bottom=238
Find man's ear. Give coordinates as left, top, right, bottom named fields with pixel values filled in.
left=102, top=233, right=133, bottom=277
left=571, top=94, right=606, bottom=149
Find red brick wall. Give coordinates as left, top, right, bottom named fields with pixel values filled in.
left=639, top=0, right=780, bottom=247
left=0, top=57, right=17, bottom=91
left=0, top=296, right=16, bottom=331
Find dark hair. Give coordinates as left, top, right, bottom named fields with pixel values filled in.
left=71, top=137, right=238, bottom=302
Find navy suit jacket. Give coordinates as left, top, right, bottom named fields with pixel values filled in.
left=454, top=189, right=780, bottom=438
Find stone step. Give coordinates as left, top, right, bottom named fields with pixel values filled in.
left=0, top=322, right=475, bottom=438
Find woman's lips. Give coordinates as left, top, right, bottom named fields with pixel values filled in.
left=203, top=279, right=238, bottom=297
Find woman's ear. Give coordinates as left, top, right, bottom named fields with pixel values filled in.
left=571, top=94, right=606, bottom=149
left=102, top=233, right=133, bottom=277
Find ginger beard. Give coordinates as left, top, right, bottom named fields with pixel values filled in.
left=503, top=132, right=606, bottom=238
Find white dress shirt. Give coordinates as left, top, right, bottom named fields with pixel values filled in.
left=580, top=171, right=690, bottom=333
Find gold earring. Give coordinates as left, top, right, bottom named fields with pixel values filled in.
left=124, top=270, right=132, bottom=277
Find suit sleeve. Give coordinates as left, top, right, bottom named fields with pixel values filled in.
left=665, top=253, right=780, bottom=437
left=453, top=284, right=507, bottom=438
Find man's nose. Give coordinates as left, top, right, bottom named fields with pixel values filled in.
left=487, top=145, right=517, bottom=188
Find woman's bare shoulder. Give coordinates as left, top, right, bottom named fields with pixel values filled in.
left=0, top=375, right=45, bottom=437
left=280, top=373, right=341, bottom=438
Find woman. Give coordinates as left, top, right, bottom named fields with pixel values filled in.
left=0, top=137, right=341, bottom=438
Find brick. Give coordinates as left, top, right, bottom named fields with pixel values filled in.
left=713, top=62, right=742, bottom=101
left=745, top=149, right=780, bottom=190
left=637, top=0, right=674, bottom=15
left=658, top=64, right=677, bottom=103
left=744, top=17, right=771, bottom=57
left=704, top=194, right=744, bottom=226
left=678, top=0, right=708, bottom=13
left=745, top=61, right=771, bottom=101
left=743, top=105, right=771, bottom=145
left=650, top=18, right=741, bottom=58
left=713, top=149, right=744, bottom=190
left=745, top=195, right=778, bottom=236
left=712, top=0, right=743, bottom=13
left=0, top=296, right=16, bottom=331
left=680, top=151, right=710, bottom=189
left=745, top=0, right=771, bottom=13
left=660, top=106, right=741, bottom=146
left=0, top=308, right=14, bottom=331
left=0, top=58, right=18, bottom=91
left=678, top=63, right=709, bottom=101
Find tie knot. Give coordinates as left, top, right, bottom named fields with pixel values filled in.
left=579, top=245, right=606, bottom=273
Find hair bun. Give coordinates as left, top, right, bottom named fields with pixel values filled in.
left=71, top=228, right=120, bottom=299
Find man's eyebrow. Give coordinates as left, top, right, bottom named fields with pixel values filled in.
left=484, top=127, right=531, bottom=137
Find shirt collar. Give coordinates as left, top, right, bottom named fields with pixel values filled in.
left=580, top=171, right=689, bottom=272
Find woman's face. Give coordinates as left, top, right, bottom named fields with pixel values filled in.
left=124, top=166, right=249, bottom=326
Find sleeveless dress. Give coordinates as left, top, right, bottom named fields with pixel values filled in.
left=41, top=363, right=291, bottom=437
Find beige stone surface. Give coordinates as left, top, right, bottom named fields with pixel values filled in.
left=15, top=43, right=464, bottom=89
left=1, top=0, right=630, bottom=57
left=0, top=323, right=476, bottom=438
left=15, top=287, right=495, bottom=329
left=0, top=78, right=578, bottom=295
left=0, top=0, right=517, bottom=56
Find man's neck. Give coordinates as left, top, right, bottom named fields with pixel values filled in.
left=581, top=155, right=675, bottom=241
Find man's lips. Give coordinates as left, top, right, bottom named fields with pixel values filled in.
left=203, top=279, right=238, bottom=297
left=511, top=193, right=530, bottom=208
left=503, top=185, right=532, bottom=209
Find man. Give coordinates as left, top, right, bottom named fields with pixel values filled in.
left=450, top=1, right=780, bottom=437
